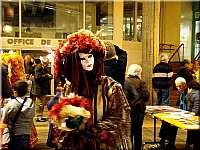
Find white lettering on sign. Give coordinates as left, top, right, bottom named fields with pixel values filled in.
left=7, top=38, right=34, bottom=45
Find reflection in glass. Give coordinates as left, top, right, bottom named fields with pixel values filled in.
left=1, top=1, right=19, bottom=37
left=123, top=2, right=142, bottom=42
left=21, top=2, right=83, bottom=38
left=85, top=1, right=113, bottom=40
left=137, top=3, right=142, bottom=42
left=123, top=2, right=135, bottom=41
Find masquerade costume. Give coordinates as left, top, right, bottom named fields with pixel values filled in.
left=52, top=29, right=131, bottom=150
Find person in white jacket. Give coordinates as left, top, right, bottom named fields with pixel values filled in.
left=2, top=80, right=35, bottom=150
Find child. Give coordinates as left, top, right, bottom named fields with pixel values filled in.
left=2, top=80, right=35, bottom=150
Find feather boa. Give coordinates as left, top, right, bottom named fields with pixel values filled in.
left=49, top=94, right=92, bottom=130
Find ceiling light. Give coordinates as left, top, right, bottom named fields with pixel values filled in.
left=3, top=25, right=13, bottom=33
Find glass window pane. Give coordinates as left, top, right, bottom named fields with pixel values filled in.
left=123, top=2, right=135, bottom=41
left=1, top=1, right=19, bottom=37
left=137, top=2, right=142, bottom=42
left=21, top=1, right=83, bottom=38
left=85, top=1, right=113, bottom=40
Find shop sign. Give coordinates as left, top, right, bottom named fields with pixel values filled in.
left=0, top=37, right=63, bottom=48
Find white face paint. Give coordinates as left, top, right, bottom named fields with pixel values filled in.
left=78, top=53, right=94, bottom=71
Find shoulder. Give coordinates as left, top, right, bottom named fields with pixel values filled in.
left=101, top=76, right=123, bottom=96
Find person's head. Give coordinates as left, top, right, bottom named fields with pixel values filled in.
left=175, top=77, right=187, bottom=93
left=42, top=57, right=50, bottom=68
left=54, top=29, right=105, bottom=98
left=127, top=64, right=142, bottom=78
left=104, top=42, right=116, bottom=60
left=24, top=55, right=31, bottom=65
left=192, top=60, right=199, bottom=72
left=187, top=80, right=200, bottom=90
left=13, top=80, right=28, bottom=97
left=159, top=53, right=169, bottom=63
left=182, top=59, right=192, bottom=70
left=33, top=58, right=41, bottom=67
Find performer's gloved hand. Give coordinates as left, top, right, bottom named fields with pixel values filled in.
left=65, top=115, right=83, bottom=129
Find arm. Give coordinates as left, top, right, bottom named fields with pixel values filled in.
left=2, top=104, right=11, bottom=125
left=192, top=93, right=200, bottom=116
left=141, top=81, right=150, bottom=102
left=124, top=79, right=139, bottom=107
left=92, top=85, right=131, bottom=149
left=46, top=92, right=61, bottom=110
left=114, top=45, right=127, bottom=68
left=34, top=67, right=52, bottom=82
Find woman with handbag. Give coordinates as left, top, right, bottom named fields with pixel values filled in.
left=2, top=80, right=35, bottom=150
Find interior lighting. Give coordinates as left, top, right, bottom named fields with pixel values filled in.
left=3, top=25, right=13, bottom=33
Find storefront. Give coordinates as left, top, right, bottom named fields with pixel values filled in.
left=0, top=37, right=62, bottom=94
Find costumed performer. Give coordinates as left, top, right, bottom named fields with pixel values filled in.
left=51, top=29, right=131, bottom=150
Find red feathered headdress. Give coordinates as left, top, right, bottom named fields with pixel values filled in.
left=54, top=29, right=105, bottom=99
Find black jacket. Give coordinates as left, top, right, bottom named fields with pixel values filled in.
left=176, top=66, right=194, bottom=83
left=124, top=76, right=150, bottom=113
left=31, top=64, right=53, bottom=95
left=1, top=64, right=12, bottom=98
left=104, top=45, right=127, bottom=89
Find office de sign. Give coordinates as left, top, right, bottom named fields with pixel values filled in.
left=0, top=37, right=63, bottom=47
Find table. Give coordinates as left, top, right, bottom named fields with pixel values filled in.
left=142, top=106, right=200, bottom=150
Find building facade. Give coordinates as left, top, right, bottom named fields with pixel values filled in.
left=0, top=0, right=199, bottom=104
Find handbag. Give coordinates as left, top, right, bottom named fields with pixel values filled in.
left=2, top=97, right=28, bottom=145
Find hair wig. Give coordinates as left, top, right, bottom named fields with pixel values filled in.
left=54, top=29, right=105, bottom=99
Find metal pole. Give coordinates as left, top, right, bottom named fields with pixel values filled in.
left=19, top=0, right=22, bottom=38
left=83, top=0, right=85, bottom=29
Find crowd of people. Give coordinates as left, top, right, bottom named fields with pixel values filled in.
left=0, top=29, right=199, bottom=150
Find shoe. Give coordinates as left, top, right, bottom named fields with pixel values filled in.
left=149, top=143, right=165, bottom=150
left=35, top=118, right=45, bottom=122
left=41, top=117, right=47, bottom=121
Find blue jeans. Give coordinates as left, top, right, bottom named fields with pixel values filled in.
left=155, top=88, right=170, bottom=106
left=8, top=134, right=30, bottom=150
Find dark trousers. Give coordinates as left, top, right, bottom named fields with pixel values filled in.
left=187, top=130, right=200, bottom=150
left=8, top=134, right=30, bottom=150
left=159, top=121, right=178, bottom=144
left=131, top=111, right=145, bottom=150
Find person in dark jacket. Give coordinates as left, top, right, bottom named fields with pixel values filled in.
left=151, top=77, right=188, bottom=150
left=1, top=63, right=12, bottom=100
left=176, top=59, right=194, bottom=83
left=103, top=42, right=127, bottom=90
left=24, top=55, right=34, bottom=75
left=124, top=64, right=150, bottom=150
left=186, top=80, right=200, bottom=150
left=152, top=53, right=173, bottom=106
left=31, top=57, right=53, bottom=122
left=186, top=80, right=200, bottom=116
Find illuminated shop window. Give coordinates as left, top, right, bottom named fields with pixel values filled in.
left=123, top=2, right=142, bottom=42
left=85, top=1, right=113, bottom=40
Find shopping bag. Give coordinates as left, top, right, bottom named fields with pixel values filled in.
left=2, top=126, right=12, bottom=145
